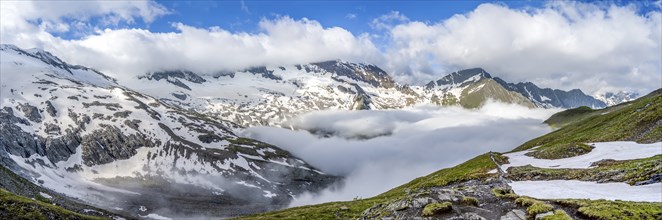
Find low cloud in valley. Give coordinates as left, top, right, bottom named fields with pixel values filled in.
left=241, top=101, right=558, bottom=206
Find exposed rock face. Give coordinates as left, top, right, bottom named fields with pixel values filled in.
left=80, top=125, right=158, bottom=166
left=18, top=103, right=42, bottom=123
left=138, top=70, right=207, bottom=90
left=360, top=179, right=521, bottom=220
left=45, top=101, right=57, bottom=117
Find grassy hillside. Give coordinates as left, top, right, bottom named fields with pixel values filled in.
left=236, top=153, right=501, bottom=219
left=513, top=89, right=661, bottom=159
left=543, top=106, right=597, bottom=128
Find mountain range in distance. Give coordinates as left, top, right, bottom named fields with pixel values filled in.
left=130, top=57, right=628, bottom=128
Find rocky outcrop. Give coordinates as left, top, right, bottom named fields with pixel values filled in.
left=360, top=179, right=525, bottom=220
left=80, top=125, right=158, bottom=166
left=18, top=103, right=42, bottom=123
left=138, top=70, right=207, bottom=90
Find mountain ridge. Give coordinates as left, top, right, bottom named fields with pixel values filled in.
left=124, top=58, right=612, bottom=127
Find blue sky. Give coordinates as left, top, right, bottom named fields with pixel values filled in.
left=52, top=1, right=550, bottom=39
left=50, top=0, right=661, bottom=39
left=152, top=1, right=512, bottom=33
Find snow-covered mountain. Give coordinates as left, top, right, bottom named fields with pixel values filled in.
left=595, top=91, right=639, bottom=106
left=131, top=60, right=422, bottom=128
left=131, top=64, right=606, bottom=128
left=0, top=45, right=337, bottom=218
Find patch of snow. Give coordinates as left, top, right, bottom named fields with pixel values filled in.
left=467, top=83, right=485, bottom=94
left=264, top=190, right=277, bottom=198
left=82, top=209, right=102, bottom=214
left=502, top=141, right=662, bottom=172
left=487, top=169, right=498, bottom=174
left=144, top=213, right=172, bottom=220
left=510, top=180, right=662, bottom=202
left=38, top=192, right=53, bottom=199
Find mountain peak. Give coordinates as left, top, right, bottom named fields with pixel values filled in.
left=310, top=60, right=396, bottom=88
left=427, top=67, right=492, bottom=89
left=595, top=90, right=639, bottom=106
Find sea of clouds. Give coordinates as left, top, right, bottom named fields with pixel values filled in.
left=241, top=101, right=559, bottom=206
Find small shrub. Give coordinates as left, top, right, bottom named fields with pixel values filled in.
left=528, top=202, right=554, bottom=216
left=34, top=193, right=51, bottom=204
left=541, top=210, right=572, bottom=220
left=422, top=202, right=452, bottom=216
left=515, top=197, right=538, bottom=207
left=461, top=196, right=479, bottom=206
left=492, top=188, right=519, bottom=199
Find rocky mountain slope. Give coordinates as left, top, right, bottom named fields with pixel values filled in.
left=130, top=59, right=421, bottom=128
left=0, top=44, right=338, bottom=218
left=240, top=89, right=661, bottom=220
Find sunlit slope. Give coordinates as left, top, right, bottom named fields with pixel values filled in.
left=513, top=89, right=661, bottom=159
left=459, top=78, right=535, bottom=109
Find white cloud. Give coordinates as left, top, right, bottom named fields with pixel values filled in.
left=241, top=102, right=557, bottom=206
left=0, top=1, right=168, bottom=37
left=370, top=11, right=409, bottom=30
left=52, top=17, right=380, bottom=81
left=382, top=2, right=662, bottom=95
left=346, top=13, right=357, bottom=20
left=0, top=1, right=381, bottom=82
left=240, top=0, right=250, bottom=14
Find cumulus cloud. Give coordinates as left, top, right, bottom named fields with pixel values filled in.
left=0, top=10, right=381, bottom=82
left=370, top=11, right=409, bottom=30
left=0, top=1, right=168, bottom=37
left=241, top=101, right=557, bottom=206
left=382, top=2, right=662, bottom=95
left=66, top=17, right=379, bottom=81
